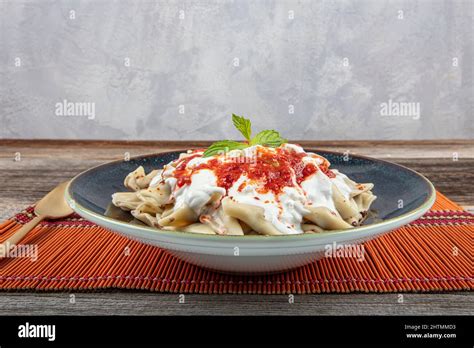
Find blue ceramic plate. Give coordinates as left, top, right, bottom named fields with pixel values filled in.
left=65, top=150, right=435, bottom=273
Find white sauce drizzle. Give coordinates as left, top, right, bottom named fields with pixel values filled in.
left=150, top=144, right=354, bottom=234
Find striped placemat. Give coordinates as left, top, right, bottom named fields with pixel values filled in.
left=0, top=191, right=472, bottom=294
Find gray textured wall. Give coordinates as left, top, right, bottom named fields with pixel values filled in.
left=0, top=0, right=472, bottom=140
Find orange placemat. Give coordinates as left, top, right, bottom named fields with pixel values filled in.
left=0, top=191, right=472, bottom=294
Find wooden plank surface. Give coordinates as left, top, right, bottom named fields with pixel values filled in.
left=0, top=292, right=471, bottom=316
left=0, top=140, right=472, bottom=315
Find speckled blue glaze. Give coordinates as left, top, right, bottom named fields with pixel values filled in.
left=69, top=149, right=434, bottom=225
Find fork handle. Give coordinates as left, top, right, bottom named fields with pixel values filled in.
left=0, top=215, right=44, bottom=258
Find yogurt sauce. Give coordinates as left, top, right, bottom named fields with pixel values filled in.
left=150, top=144, right=353, bottom=234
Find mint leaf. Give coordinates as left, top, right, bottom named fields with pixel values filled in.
left=232, top=114, right=252, bottom=142
left=250, top=130, right=287, bottom=147
left=203, top=140, right=247, bottom=157
left=203, top=115, right=288, bottom=156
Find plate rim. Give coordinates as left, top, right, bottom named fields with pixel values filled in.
left=65, top=148, right=436, bottom=242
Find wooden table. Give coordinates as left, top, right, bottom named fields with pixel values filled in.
left=0, top=140, right=472, bottom=315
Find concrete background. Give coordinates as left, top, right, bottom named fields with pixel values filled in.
left=0, top=0, right=472, bottom=140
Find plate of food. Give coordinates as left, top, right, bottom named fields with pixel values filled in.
left=65, top=115, right=435, bottom=273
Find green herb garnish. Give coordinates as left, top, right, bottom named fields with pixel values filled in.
left=232, top=114, right=252, bottom=141
left=203, top=114, right=287, bottom=157
left=202, top=140, right=248, bottom=157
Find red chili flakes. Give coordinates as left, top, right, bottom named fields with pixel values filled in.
left=171, top=146, right=336, bottom=193
left=172, top=153, right=201, bottom=187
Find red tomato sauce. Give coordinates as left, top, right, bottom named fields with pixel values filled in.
left=171, top=147, right=335, bottom=194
